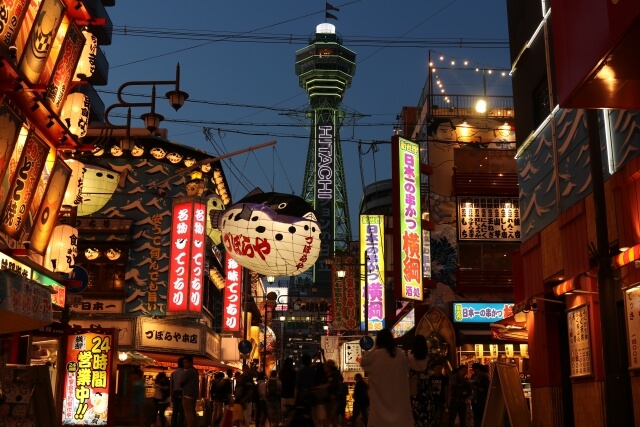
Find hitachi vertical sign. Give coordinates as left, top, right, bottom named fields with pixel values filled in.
left=315, top=113, right=335, bottom=289
left=392, top=136, right=424, bottom=301
left=168, top=200, right=206, bottom=313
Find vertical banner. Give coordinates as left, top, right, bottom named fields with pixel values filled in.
left=223, top=257, right=242, bottom=332
left=331, top=254, right=358, bottom=331
left=360, top=215, right=385, bottom=331
left=61, top=329, right=116, bottom=426
left=30, top=158, right=72, bottom=254
left=45, top=21, right=84, bottom=113
left=19, top=148, right=56, bottom=246
left=475, top=344, right=484, bottom=358
left=18, top=0, right=65, bottom=84
left=505, top=343, right=514, bottom=358
left=391, top=136, right=423, bottom=301
left=0, top=0, right=29, bottom=50
left=0, top=101, right=23, bottom=191
left=490, top=344, right=499, bottom=358
left=168, top=200, right=205, bottom=313
left=314, top=110, right=336, bottom=292
left=0, top=131, right=50, bottom=238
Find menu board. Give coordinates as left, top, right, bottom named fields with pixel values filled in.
left=624, top=284, right=640, bottom=370
left=1, top=364, right=57, bottom=427
left=567, top=304, right=592, bottom=377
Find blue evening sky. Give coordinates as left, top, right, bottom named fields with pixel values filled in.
left=100, top=0, right=511, bottom=239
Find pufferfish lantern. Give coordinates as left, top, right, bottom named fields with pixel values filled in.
left=218, top=191, right=321, bottom=276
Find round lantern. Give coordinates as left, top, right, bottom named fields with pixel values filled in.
left=45, top=225, right=79, bottom=273
left=219, top=192, right=321, bottom=276
left=63, top=159, right=85, bottom=206
left=74, top=31, right=97, bottom=80
left=77, top=165, right=120, bottom=216
left=61, top=93, right=90, bottom=138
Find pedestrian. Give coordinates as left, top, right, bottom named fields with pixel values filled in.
left=255, top=372, right=268, bottom=427
left=427, top=365, right=449, bottom=427
left=408, top=334, right=430, bottom=427
left=279, top=357, right=296, bottom=416
left=211, top=372, right=228, bottom=427
left=294, top=354, right=316, bottom=426
left=324, top=360, right=342, bottom=427
left=154, top=372, right=171, bottom=427
left=472, top=365, right=490, bottom=427
left=170, top=357, right=185, bottom=427
left=311, top=361, right=329, bottom=427
left=129, top=367, right=146, bottom=427
left=359, top=328, right=414, bottom=427
left=447, top=366, right=472, bottom=427
left=351, top=373, right=369, bottom=427
left=234, top=365, right=255, bottom=427
left=180, top=355, right=200, bottom=427
left=266, top=370, right=282, bottom=427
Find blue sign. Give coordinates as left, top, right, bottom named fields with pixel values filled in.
left=359, top=335, right=374, bottom=351
left=238, top=339, right=252, bottom=355
left=452, top=302, right=514, bottom=323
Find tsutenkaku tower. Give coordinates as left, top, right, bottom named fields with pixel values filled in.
left=295, top=23, right=356, bottom=296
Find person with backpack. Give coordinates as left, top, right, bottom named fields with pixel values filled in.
left=266, top=370, right=282, bottom=427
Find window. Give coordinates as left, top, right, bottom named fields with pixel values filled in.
left=458, top=242, right=519, bottom=271
left=532, top=77, right=551, bottom=126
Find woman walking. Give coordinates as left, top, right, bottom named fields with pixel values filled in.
left=359, top=328, right=414, bottom=427
left=154, top=372, right=171, bottom=427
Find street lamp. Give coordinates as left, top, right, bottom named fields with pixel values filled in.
left=103, top=63, right=189, bottom=137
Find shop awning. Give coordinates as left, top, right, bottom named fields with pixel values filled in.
left=138, top=351, right=235, bottom=371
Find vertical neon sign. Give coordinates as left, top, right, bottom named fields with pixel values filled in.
left=360, top=215, right=385, bottom=331
left=223, top=257, right=242, bottom=332
left=168, top=200, right=206, bottom=313
left=392, top=136, right=423, bottom=301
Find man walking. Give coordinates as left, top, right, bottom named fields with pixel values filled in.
left=170, top=357, right=185, bottom=427
left=180, top=356, right=200, bottom=427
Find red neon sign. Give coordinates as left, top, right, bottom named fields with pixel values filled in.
left=168, top=201, right=206, bottom=313
left=223, top=258, right=242, bottom=332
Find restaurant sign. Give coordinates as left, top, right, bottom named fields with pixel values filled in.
left=453, top=302, right=514, bottom=323
left=137, top=318, right=202, bottom=354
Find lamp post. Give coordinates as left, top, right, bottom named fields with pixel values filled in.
left=102, top=63, right=189, bottom=138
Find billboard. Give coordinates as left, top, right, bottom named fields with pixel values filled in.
left=360, top=215, right=385, bottom=331
left=452, top=302, right=514, bottom=323
left=61, top=329, right=116, bottom=426
left=392, top=136, right=423, bottom=301
left=331, top=254, right=358, bottom=331
left=167, top=200, right=206, bottom=313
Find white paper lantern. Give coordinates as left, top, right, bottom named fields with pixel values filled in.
left=219, top=192, right=321, bottom=276
left=74, top=31, right=97, bottom=80
left=77, top=165, right=119, bottom=216
left=45, top=225, right=78, bottom=273
left=61, top=93, right=90, bottom=137
left=63, top=159, right=85, bottom=206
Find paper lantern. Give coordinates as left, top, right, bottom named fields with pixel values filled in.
left=61, top=93, right=90, bottom=137
left=219, top=192, right=321, bottom=276
left=63, top=159, right=85, bottom=206
left=84, top=248, right=100, bottom=260
left=45, top=225, right=78, bottom=273
left=77, top=165, right=120, bottom=216
left=74, top=31, right=97, bottom=80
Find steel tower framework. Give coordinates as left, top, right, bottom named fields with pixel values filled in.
left=295, top=24, right=356, bottom=295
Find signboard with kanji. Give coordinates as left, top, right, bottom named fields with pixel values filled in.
left=567, top=304, right=592, bottom=377
left=223, top=258, right=242, bottom=333
left=624, top=284, right=640, bottom=370
left=137, top=319, right=202, bottom=353
left=341, top=340, right=363, bottom=372
left=458, top=197, right=520, bottom=241
left=360, top=215, right=385, bottom=331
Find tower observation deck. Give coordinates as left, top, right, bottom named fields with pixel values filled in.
left=295, top=23, right=356, bottom=296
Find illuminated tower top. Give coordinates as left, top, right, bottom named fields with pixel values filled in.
left=295, top=23, right=357, bottom=108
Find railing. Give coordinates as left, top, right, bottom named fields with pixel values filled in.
left=453, top=172, right=519, bottom=196
left=429, top=94, right=514, bottom=119
left=456, top=268, right=514, bottom=293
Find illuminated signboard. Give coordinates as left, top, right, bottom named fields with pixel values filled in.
left=360, top=215, right=385, bottom=331
left=332, top=255, right=358, bottom=331
left=0, top=252, right=31, bottom=277
left=267, top=286, right=288, bottom=311
left=0, top=131, right=50, bottom=238
left=61, top=329, right=115, bottom=425
left=391, top=308, right=415, bottom=338
left=167, top=200, right=206, bottom=313
left=45, top=22, right=85, bottom=113
left=0, top=0, right=29, bottom=50
left=458, top=197, right=521, bottom=241
left=32, top=270, right=65, bottom=308
left=315, top=112, right=336, bottom=290
left=223, top=257, right=242, bottom=332
left=0, top=102, right=23, bottom=190
left=392, top=136, right=423, bottom=301
left=452, top=302, right=514, bottom=323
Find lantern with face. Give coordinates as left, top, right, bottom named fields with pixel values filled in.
left=218, top=192, right=321, bottom=276
left=150, top=147, right=166, bottom=159
left=166, top=152, right=183, bottom=164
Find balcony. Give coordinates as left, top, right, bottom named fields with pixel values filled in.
left=425, top=94, right=514, bottom=120
left=456, top=268, right=514, bottom=293
left=453, top=172, right=518, bottom=196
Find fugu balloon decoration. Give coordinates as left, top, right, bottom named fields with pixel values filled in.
left=218, top=191, right=321, bottom=276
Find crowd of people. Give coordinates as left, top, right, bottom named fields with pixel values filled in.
left=135, top=330, right=493, bottom=427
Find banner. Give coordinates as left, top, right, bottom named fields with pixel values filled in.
left=0, top=101, right=23, bottom=193
left=222, top=258, right=242, bottom=333
left=360, top=215, right=385, bottom=331
left=45, top=21, right=84, bottom=112
left=331, top=254, right=357, bottom=331
left=61, top=329, right=116, bottom=425
left=0, top=0, right=29, bottom=50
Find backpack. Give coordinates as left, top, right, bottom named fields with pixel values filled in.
left=267, top=378, right=280, bottom=400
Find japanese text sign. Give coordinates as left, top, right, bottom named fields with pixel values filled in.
left=360, top=215, right=385, bottom=331
left=168, top=201, right=206, bottom=313
left=138, top=319, right=201, bottom=352
left=458, top=197, right=521, bottom=241
left=453, top=302, right=514, bottom=323
left=223, top=257, right=242, bottom=332
left=567, top=305, right=592, bottom=377
left=625, top=285, right=640, bottom=370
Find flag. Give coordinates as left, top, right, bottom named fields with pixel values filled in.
left=326, top=2, right=340, bottom=11
left=326, top=11, right=338, bottom=20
